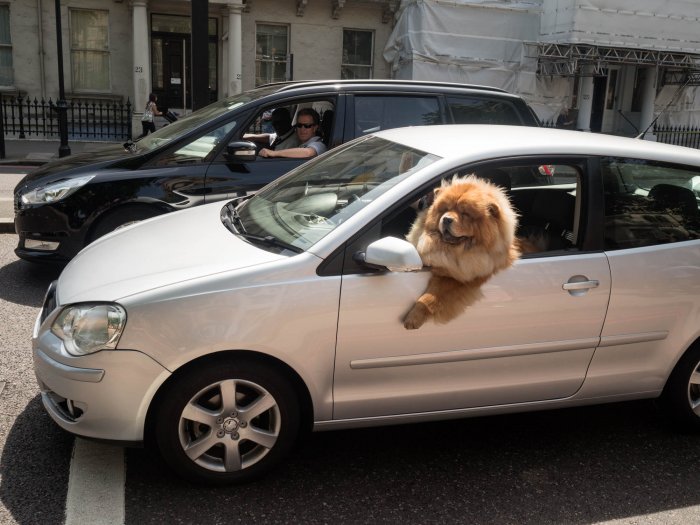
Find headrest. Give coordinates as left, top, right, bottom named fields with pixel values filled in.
left=531, top=190, right=575, bottom=230
left=649, top=183, right=698, bottom=217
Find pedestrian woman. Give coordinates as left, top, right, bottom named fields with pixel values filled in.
left=139, top=93, right=162, bottom=138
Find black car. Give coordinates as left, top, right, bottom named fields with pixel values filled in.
left=14, top=79, right=539, bottom=263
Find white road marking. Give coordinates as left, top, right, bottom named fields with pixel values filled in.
left=64, top=438, right=125, bottom=525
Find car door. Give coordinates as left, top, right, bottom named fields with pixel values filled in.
left=332, top=159, right=612, bottom=420
left=581, top=156, right=700, bottom=395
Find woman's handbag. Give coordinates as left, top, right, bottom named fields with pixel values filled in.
left=141, top=104, right=154, bottom=122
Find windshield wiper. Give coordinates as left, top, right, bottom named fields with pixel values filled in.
left=237, top=232, right=303, bottom=253
left=222, top=202, right=301, bottom=253
left=223, top=201, right=248, bottom=233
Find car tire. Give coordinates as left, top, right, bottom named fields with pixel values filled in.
left=662, top=343, right=700, bottom=431
left=88, top=205, right=164, bottom=243
left=154, top=358, right=301, bottom=485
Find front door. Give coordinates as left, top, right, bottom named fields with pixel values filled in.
left=160, top=36, right=191, bottom=111
left=332, top=159, right=612, bottom=420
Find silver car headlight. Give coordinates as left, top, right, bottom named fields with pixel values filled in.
left=51, top=303, right=127, bottom=356
left=21, top=175, right=95, bottom=204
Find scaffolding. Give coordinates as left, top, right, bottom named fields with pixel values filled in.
left=532, top=42, right=700, bottom=79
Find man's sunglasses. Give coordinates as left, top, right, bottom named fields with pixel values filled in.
left=295, top=122, right=316, bottom=129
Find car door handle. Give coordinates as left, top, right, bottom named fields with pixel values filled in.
left=563, top=280, right=599, bottom=291
left=563, top=276, right=600, bottom=295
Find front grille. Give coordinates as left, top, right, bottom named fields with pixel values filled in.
left=13, top=192, right=21, bottom=213
left=40, top=281, right=58, bottom=325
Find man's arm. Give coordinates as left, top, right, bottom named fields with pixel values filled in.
left=259, top=146, right=317, bottom=159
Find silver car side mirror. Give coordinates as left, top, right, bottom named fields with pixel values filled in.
left=355, top=237, right=423, bottom=272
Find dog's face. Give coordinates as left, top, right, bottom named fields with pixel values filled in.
left=423, top=176, right=514, bottom=252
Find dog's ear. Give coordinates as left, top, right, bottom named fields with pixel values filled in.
left=487, top=202, right=501, bottom=218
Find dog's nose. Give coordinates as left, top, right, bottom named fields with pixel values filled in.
left=441, top=215, right=453, bottom=226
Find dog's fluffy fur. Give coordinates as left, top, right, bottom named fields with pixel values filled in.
left=404, top=175, right=520, bottom=329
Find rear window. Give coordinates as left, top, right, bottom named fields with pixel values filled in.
left=447, top=96, right=522, bottom=125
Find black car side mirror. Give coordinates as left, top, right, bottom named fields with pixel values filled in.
left=225, top=141, right=257, bottom=162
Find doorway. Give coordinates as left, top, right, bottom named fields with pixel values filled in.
left=150, top=14, right=218, bottom=112
left=590, top=68, right=620, bottom=133
left=161, top=36, right=191, bottom=111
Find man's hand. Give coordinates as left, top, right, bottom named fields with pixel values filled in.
left=259, top=148, right=275, bottom=158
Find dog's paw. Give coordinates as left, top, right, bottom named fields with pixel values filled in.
left=403, top=303, right=429, bottom=330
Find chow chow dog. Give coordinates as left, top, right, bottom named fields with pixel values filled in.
left=403, top=175, right=520, bottom=329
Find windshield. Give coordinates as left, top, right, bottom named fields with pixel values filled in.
left=134, top=85, right=284, bottom=153
left=227, top=136, right=440, bottom=252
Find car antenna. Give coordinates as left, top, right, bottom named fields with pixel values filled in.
left=635, top=72, right=694, bottom=139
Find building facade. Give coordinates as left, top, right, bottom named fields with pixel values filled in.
left=0, top=0, right=396, bottom=136
left=2, top=0, right=700, bottom=140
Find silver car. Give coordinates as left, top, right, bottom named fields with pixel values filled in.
left=33, top=125, right=700, bottom=484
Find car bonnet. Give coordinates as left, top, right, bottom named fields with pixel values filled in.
left=16, top=144, right=131, bottom=189
left=56, top=202, right=287, bottom=304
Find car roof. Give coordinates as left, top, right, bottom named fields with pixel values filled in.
left=373, top=125, right=700, bottom=168
left=259, top=79, right=510, bottom=95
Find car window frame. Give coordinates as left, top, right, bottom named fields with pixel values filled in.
left=317, top=155, right=600, bottom=278
left=141, top=111, right=247, bottom=169
left=599, top=155, right=700, bottom=251
left=214, top=93, right=341, bottom=164
left=344, top=92, right=448, bottom=140
left=445, top=95, right=527, bottom=126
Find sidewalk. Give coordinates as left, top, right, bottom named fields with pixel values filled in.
left=0, top=138, right=115, bottom=233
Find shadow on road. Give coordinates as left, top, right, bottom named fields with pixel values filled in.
left=0, top=259, right=61, bottom=307
left=0, top=396, right=73, bottom=525
left=126, top=401, right=700, bottom=524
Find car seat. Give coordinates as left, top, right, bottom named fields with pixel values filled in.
left=320, top=109, right=334, bottom=147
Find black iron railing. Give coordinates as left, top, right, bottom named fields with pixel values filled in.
left=0, top=95, right=132, bottom=141
left=653, top=125, right=700, bottom=149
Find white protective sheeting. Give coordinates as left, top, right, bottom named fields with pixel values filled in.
left=655, top=85, right=700, bottom=128
left=540, top=0, right=700, bottom=53
left=383, top=0, right=573, bottom=122
left=384, top=0, right=700, bottom=126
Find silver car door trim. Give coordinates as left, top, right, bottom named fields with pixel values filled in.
left=349, top=337, right=600, bottom=370
left=597, top=331, right=668, bottom=347
left=36, top=349, right=105, bottom=383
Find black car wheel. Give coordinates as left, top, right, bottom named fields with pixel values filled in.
left=662, top=343, right=700, bottom=430
left=154, top=358, right=300, bottom=485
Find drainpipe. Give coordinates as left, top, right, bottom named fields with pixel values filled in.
left=38, top=0, right=46, bottom=99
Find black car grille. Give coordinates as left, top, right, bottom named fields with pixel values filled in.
left=13, top=192, right=21, bottom=213
left=40, top=281, right=58, bottom=325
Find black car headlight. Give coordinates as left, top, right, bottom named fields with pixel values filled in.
left=51, top=303, right=126, bottom=356
left=21, top=175, right=95, bottom=204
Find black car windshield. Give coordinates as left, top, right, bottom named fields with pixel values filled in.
left=229, top=136, right=440, bottom=252
left=134, top=85, right=284, bottom=153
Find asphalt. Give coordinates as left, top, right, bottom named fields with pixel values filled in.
left=0, top=139, right=112, bottom=233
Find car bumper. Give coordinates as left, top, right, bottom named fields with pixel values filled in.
left=14, top=203, right=87, bottom=263
left=33, top=325, right=171, bottom=442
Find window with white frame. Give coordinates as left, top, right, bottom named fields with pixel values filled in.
left=0, top=5, right=13, bottom=85
left=342, top=29, right=373, bottom=79
left=255, top=24, right=288, bottom=87
left=70, top=9, right=110, bottom=91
